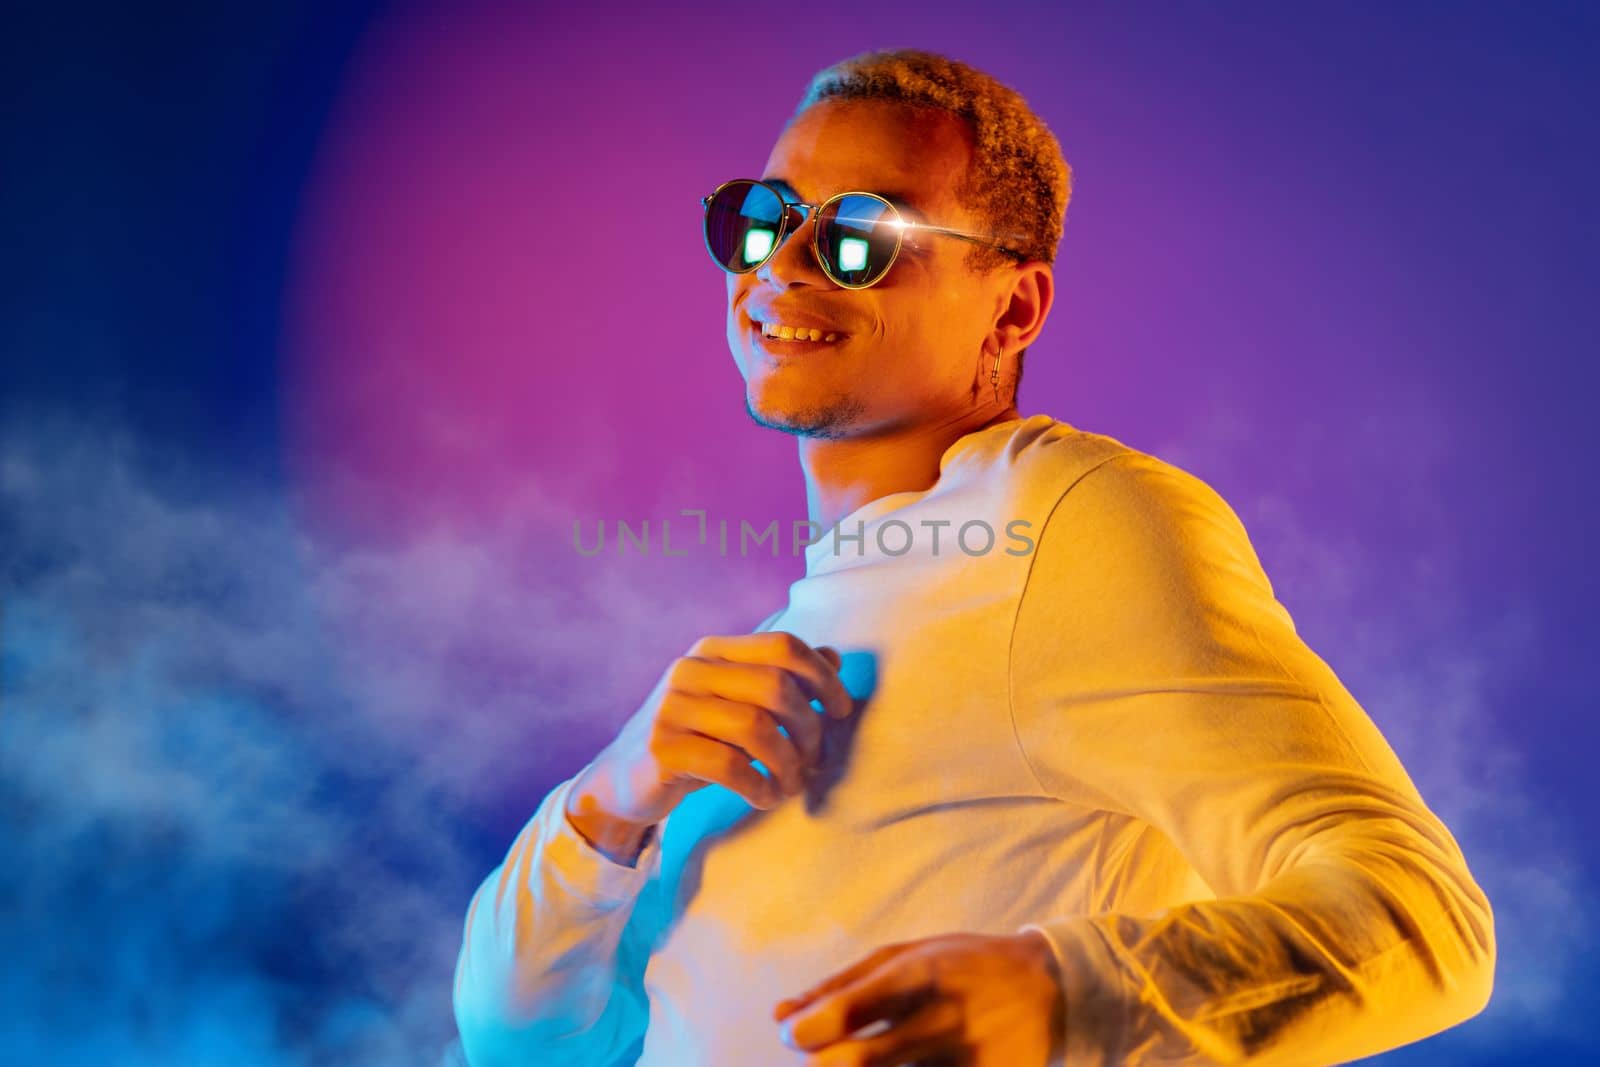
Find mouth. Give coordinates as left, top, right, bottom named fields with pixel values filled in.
left=750, top=319, right=849, bottom=354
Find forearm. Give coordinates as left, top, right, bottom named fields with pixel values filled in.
left=1026, top=831, right=1495, bottom=1066
left=453, top=772, right=658, bottom=1065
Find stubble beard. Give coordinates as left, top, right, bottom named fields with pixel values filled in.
left=743, top=386, right=867, bottom=441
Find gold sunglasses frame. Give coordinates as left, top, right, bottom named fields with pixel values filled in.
left=700, top=177, right=1031, bottom=291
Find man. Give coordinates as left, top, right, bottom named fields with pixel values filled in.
left=452, top=49, right=1494, bottom=1066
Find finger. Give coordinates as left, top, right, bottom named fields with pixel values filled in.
left=663, top=693, right=806, bottom=797
left=691, top=631, right=854, bottom=720
left=713, top=664, right=825, bottom=771
left=766, top=633, right=854, bottom=721
left=672, top=657, right=824, bottom=765
left=780, top=950, right=932, bottom=1050
left=656, top=731, right=777, bottom=809
left=774, top=942, right=913, bottom=1022
left=810, top=646, right=849, bottom=721
left=819, top=996, right=965, bottom=1067
left=784, top=975, right=935, bottom=1053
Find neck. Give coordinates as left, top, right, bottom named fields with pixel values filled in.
left=800, top=402, right=1023, bottom=532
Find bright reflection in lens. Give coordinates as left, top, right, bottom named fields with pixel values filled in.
left=838, top=236, right=869, bottom=272
left=743, top=228, right=776, bottom=265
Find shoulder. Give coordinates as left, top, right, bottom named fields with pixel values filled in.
left=995, top=419, right=1274, bottom=598
left=1057, top=449, right=1251, bottom=553
left=982, top=414, right=1132, bottom=498
left=990, top=417, right=1246, bottom=546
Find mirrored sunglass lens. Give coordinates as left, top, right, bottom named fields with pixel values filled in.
left=817, top=195, right=899, bottom=285
left=705, top=182, right=785, bottom=271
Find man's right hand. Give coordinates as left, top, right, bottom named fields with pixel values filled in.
left=565, top=631, right=852, bottom=865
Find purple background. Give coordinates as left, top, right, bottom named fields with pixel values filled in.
left=3, top=2, right=1595, bottom=1063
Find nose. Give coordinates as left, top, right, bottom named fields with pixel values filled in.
left=756, top=202, right=830, bottom=289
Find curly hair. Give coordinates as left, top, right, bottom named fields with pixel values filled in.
left=791, top=49, right=1072, bottom=400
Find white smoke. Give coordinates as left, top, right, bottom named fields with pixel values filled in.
left=0, top=411, right=777, bottom=1066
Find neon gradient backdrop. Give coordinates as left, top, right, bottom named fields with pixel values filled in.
left=3, top=1, right=1595, bottom=1063
left=279, top=4, right=1596, bottom=1058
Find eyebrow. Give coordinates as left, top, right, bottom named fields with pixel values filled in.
left=762, top=176, right=931, bottom=224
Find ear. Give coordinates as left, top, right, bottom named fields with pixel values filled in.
left=992, top=260, right=1054, bottom=353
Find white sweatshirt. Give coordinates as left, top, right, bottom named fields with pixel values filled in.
left=452, top=414, right=1495, bottom=1066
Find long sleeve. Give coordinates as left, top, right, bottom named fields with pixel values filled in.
left=452, top=767, right=664, bottom=1067
left=1008, top=451, right=1495, bottom=1066
left=452, top=607, right=787, bottom=1066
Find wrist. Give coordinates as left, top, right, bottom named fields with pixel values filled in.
left=564, top=784, right=656, bottom=867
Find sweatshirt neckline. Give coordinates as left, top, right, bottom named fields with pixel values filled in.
left=801, top=414, right=1037, bottom=572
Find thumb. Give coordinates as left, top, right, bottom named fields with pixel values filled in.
left=816, top=645, right=843, bottom=671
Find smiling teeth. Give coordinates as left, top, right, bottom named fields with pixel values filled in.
left=762, top=323, right=839, bottom=342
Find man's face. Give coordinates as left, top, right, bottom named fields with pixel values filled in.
left=726, top=99, right=1011, bottom=439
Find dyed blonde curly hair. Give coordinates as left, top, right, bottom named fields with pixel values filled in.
left=791, top=49, right=1072, bottom=398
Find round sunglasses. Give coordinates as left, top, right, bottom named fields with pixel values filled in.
left=700, top=178, right=1030, bottom=290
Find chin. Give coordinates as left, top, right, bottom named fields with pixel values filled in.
left=744, top=380, right=866, bottom=439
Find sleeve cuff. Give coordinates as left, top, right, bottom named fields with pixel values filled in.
left=539, top=771, right=664, bottom=909
left=1017, top=917, right=1129, bottom=1067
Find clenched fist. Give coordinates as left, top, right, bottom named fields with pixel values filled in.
left=565, top=630, right=852, bottom=864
